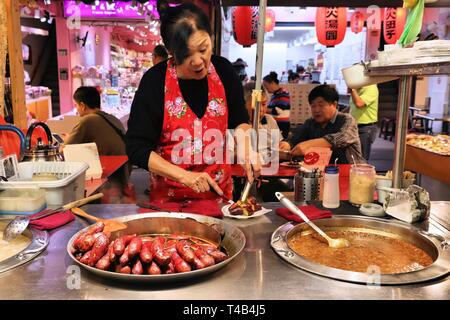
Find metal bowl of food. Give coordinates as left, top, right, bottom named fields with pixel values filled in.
left=67, top=212, right=246, bottom=283
left=0, top=217, right=49, bottom=274
left=271, top=215, right=449, bottom=285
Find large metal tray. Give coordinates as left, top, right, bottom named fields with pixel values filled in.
left=0, top=217, right=49, bottom=274
left=271, top=215, right=450, bottom=285
left=66, top=212, right=246, bottom=283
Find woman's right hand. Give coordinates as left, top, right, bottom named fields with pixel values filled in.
left=179, top=171, right=223, bottom=195
left=279, top=141, right=291, bottom=152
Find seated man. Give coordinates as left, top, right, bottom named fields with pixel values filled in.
left=279, top=85, right=364, bottom=164
left=65, top=86, right=132, bottom=203
left=65, top=86, right=126, bottom=156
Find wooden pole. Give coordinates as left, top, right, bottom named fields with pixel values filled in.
left=5, top=0, right=27, bottom=129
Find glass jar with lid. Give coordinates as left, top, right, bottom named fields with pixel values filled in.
left=349, top=164, right=376, bottom=205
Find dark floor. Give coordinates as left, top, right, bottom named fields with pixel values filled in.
left=127, top=133, right=449, bottom=202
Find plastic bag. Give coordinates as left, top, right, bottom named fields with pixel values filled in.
left=398, top=0, right=425, bottom=46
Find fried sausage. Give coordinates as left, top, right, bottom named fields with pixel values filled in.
left=207, top=250, right=228, bottom=264
left=193, top=247, right=215, bottom=267
left=147, top=261, right=161, bottom=275
left=113, top=234, right=136, bottom=256
left=139, top=242, right=153, bottom=264
left=128, top=237, right=142, bottom=259
left=164, top=239, right=178, bottom=255
left=79, top=250, right=93, bottom=265
left=108, top=241, right=116, bottom=262
left=86, top=222, right=105, bottom=235
left=87, top=233, right=110, bottom=266
left=119, top=245, right=130, bottom=265
left=95, top=252, right=111, bottom=271
left=77, top=233, right=98, bottom=252
left=171, top=251, right=191, bottom=273
left=118, top=265, right=131, bottom=274
left=151, top=238, right=171, bottom=267
left=163, top=262, right=175, bottom=274
left=132, top=259, right=143, bottom=275
left=176, top=240, right=195, bottom=263
left=192, top=257, right=206, bottom=270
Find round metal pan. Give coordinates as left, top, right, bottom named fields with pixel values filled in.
left=271, top=215, right=450, bottom=285
left=67, top=212, right=246, bottom=283
left=0, top=217, right=49, bottom=274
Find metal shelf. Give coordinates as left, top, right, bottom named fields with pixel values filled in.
left=367, top=61, right=450, bottom=77
left=366, top=60, right=450, bottom=189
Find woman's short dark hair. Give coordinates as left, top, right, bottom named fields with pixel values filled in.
left=73, top=86, right=101, bottom=109
left=296, top=65, right=305, bottom=73
left=157, top=0, right=211, bottom=65
left=153, top=44, right=168, bottom=60
left=288, top=72, right=300, bottom=82
left=308, top=85, right=339, bottom=104
left=263, top=71, right=279, bottom=84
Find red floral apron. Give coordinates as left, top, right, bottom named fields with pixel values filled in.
left=148, top=59, right=232, bottom=209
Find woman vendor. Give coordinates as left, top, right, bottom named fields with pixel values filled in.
left=126, top=1, right=261, bottom=212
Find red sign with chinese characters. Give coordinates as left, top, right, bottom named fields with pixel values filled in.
left=383, top=7, right=407, bottom=44
left=315, top=7, right=347, bottom=47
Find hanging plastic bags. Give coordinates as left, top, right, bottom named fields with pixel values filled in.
left=398, top=0, right=425, bottom=46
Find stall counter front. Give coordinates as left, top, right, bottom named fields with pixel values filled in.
left=0, top=203, right=448, bottom=300
left=405, top=145, right=450, bottom=185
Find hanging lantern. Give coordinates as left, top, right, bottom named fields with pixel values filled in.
left=265, top=9, right=276, bottom=32
left=315, top=7, right=347, bottom=47
left=232, top=6, right=258, bottom=47
left=383, top=7, right=407, bottom=44
left=350, top=11, right=365, bottom=34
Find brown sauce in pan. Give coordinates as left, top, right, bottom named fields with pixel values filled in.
left=288, top=230, right=433, bottom=274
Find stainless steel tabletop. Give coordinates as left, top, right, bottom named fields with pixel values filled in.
left=0, top=203, right=449, bottom=300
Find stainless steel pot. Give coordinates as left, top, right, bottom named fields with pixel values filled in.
left=271, top=215, right=450, bottom=285
left=0, top=217, right=49, bottom=273
left=67, top=212, right=246, bottom=283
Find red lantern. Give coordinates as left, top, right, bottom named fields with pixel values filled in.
left=265, top=9, right=276, bottom=32
left=383, top=7, right=407, bottom=44
left=232, top=6, right=258, bottom=47
left=315, top=7, right=347, bottom=47
left=350, top=11, right=365, bottom=34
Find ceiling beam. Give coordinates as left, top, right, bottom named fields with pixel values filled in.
left=221, top=0, right=450, bottom=7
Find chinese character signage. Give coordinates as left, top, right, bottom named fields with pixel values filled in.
left=383, top=7, right=407, bottom=44
left=316, top=7, right=347, bottom=47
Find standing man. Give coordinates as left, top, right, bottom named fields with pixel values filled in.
left=349, top=84, right=379, bottom=160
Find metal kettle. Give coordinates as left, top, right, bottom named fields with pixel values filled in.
left=22, top=122, right=64, bottom=162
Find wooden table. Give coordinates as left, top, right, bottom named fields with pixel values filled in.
left=415, top=113, right=450, bottom=134
left=405, top=144, right=450, bottom=185
left=84, top=155, right=129, bottom=196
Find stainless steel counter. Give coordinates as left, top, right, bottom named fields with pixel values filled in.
left=0, top=203, right=449, bottom=300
